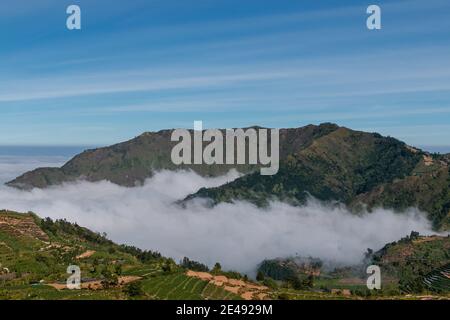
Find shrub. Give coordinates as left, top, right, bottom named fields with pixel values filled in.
left=124, top=281, right=144, bottom=298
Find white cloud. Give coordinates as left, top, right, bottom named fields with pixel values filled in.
left=0, top=164, right=439, bottom=275
left=0, top=70, right=296, bottom=102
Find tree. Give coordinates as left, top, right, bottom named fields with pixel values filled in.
left=256, top=271, right=265, bottom=282
left=409, top=231, right=420, bottom=240
left=180, top=257, right=209, bottom=272
left=162, top=259, right=176, bottom=274
left=114, top=264, right=122, bottom=276
left=212, top=262, right=222, bottom=274
left=302, top=274, right=314, bottom=289
left=101, top=268, right=118, bottom=289
left=288, top=276, right=304, bottom=290
left=262, top=277, right=278, bottom=289
left=287, top=274, right=314, bottom=290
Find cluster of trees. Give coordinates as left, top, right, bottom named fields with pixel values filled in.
left=209, top=262, right=248, bottom=280
left=257, top=259, right=316, bottom=291
left=40, top=217, right=113, bottom=245
left=161, top=259, right=177, bottom=273
left=258, top=257, right=321, bottom=281
left=258, top=260, right=297, bottom=281
left=353, top=137, right=421, bottom=194
left=256, top=272, right=278, bottom=289
left=286, top=274, right=314, bottom=290
left=180, top=257, right=209, bottom=272
left=100, top=267, right=119, bottom=289
left=120, top=245, right=162, bottom=263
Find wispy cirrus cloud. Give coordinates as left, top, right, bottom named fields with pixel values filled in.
left=0, top=70, right=299, bottom=102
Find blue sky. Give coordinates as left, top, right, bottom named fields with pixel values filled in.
left=1, top=0, right=450, bottom=148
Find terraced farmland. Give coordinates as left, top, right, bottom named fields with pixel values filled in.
left=122, top=265, right=163, bottom=278
left=141, top=273, right=241, bottom=300
left=423, top=263, right=450, bottom=292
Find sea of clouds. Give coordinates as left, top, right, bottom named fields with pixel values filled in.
left=0, top=156, right=439, bottom=275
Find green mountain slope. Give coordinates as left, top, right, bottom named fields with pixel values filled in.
left=352, top=161, right=450, bottom=229
left=0, top=210, right=155, bottom=283
left=187, top=127, right=450, bottom=230
left=423, top=263, right=450, bottom=293
left=189, top=127, right=421, bottom=203
left=0, top=210, right=249, bottom=300
left=368, top=233, right=450, bottom=293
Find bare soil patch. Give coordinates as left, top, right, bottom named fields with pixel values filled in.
left=186, top=270, right=269, bottom=300
left=76, top=250, right=96, bottom=259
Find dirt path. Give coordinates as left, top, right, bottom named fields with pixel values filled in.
left=186, top=270, right=269, bottom=300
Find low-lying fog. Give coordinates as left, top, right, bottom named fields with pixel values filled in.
left=0, top=156, right=437, bottom=275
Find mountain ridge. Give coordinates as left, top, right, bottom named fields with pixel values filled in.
left=185, top=126, right=450, bottom=230
left=6, top=123, right=340, bottom=189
